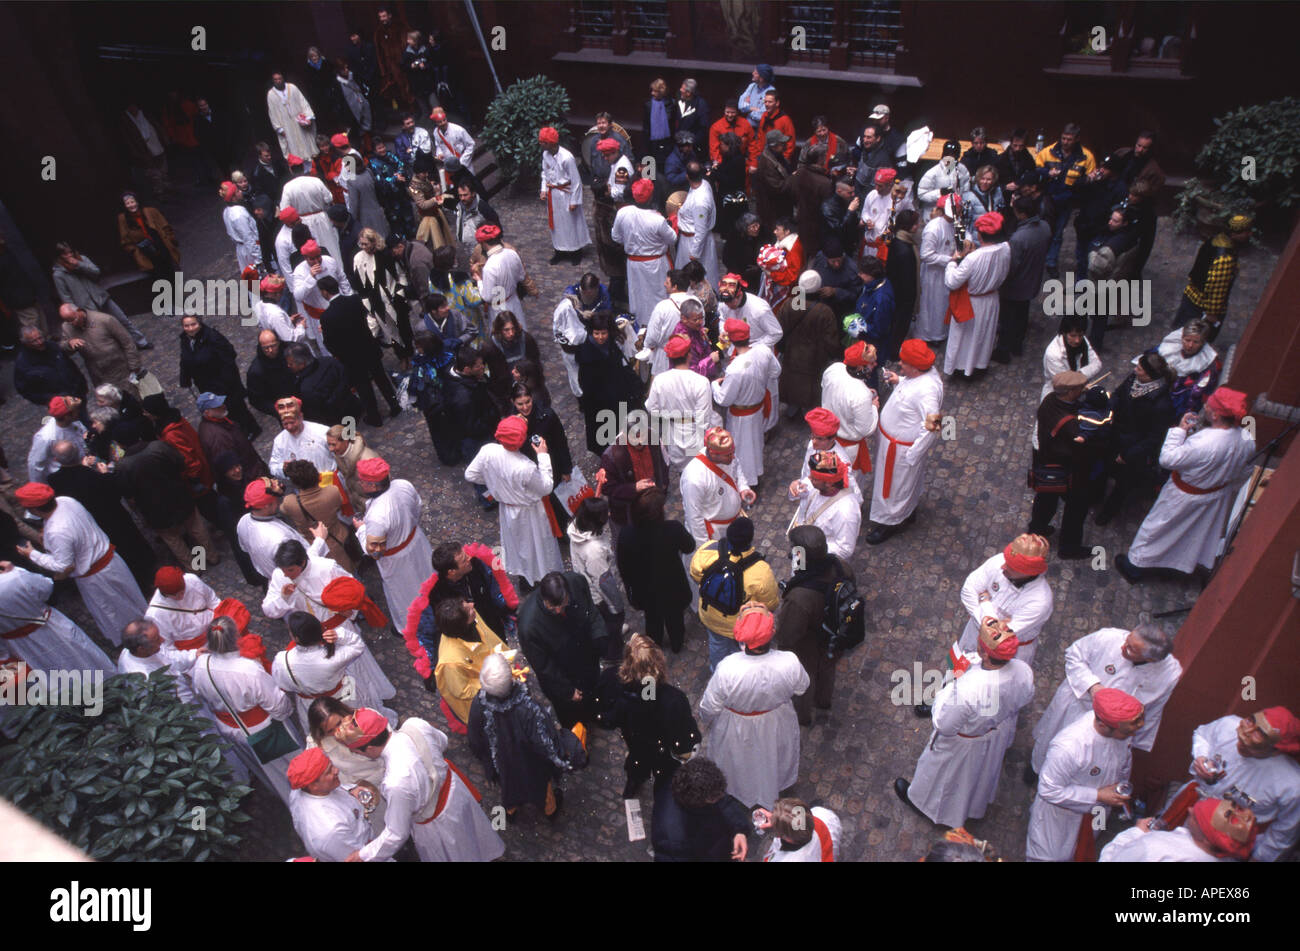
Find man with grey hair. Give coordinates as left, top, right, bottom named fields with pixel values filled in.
left=1029, top=623, right=1181, bottom=776
left=674, top=78, right=710, bottom=145
left=117, top=617, right=203, bottom=702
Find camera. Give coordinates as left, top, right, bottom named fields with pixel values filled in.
left=530, top=434, right=542, bottom=447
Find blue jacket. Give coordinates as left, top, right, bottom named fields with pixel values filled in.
left=854, top=277, right=896, bottom=345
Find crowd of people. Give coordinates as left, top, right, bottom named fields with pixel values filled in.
left=0, top=22, right=1293, bottom=864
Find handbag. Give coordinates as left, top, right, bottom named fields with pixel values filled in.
left=132, top=369, right=164, bottom=398
left=204, top=657, right=300, bottom=764
left=1027, top=415, right=1077, bottom=494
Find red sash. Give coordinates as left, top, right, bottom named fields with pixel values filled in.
left=1, top=623, right=40, bottom=640
left=812, top=816, right=836, bottom=862
left=1172, top=473, right=1229, bottom=495
left=376, top=527, right=417, bottom=558
left=416, top=758, right=483, bottom=823
left=546, top=183, right=570, bottom=230
left=297, top=679, right=345, bottom=700
left=730, top=390, right=772, bottom=420
left=214, top=705, right=270, bottom=729
left=173, top=632, right=208, bottom=651
left=867, top=236, right=889, bottom=264
left=694, top=454, right=742, bottom=540
left=835, top=435, right=873, bottom=474
left=878, top=423, right=916, bottom=499
left=304, top=303, right=325, bottom=321
left=435, top=129, right=462, bottom=158
left=1073, top=812, right=1098, bottom=862
left=1156, top=780, right=1202, bottom=830
left=628, top=252, right=673, bottom=264
left=946, top=284, right=974, bottom=324
left=541, top=495, right=563, bottom=538
left=725, top=707, right=774, bottom=716
left=320, top=611, right=350, bottom=632
left=80, top=544, right=117, bottom=579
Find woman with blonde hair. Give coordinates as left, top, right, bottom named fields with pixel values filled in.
left=353, top=226, right=413, bottom=364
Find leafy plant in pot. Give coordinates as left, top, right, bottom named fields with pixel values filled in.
left=0, top=670, right=253, bottom=861
left=479, top=75, right=572, bottom=191
left=1173, top=97, right=1300, bottom=236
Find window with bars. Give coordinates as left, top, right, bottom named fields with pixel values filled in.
left=627, top=0, right=669, bottom=50
left=573, top=1, right=616, bottom=49
left=848, top=1, right=902, bottom=68
left=782, top=2, right=836, bottom=62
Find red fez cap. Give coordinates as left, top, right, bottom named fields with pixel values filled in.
left=538, top=127, right=560, bottom=146
left=330, top=133, right=349, bottom=149
left=154, top=566, right=186, bottom=596
left=321, top=577, right=388, bottom=629
left=1192, top=798, right=1258, bottom=860
left=278, top=206, right=301, bottom=225
left=978, top=621, right=1021, bottom=661
left=243, top=479, right=273, bottom=508
left=1206, top=387, right=1248, bottom=420
left=1260, top=706, right=1300, bottom=754
left=899, top=339, right=936, bottom=371
left=874, top=167, right=898, bottom=185
left=808, top=451, right=848, bottom=486
left=213, top=597, right=251, bottom=634
left=975, top=211, right=1004, bottom=235
left=15, top=482, right=55, bottom=509
left=260, top=274, right=285, bottom=294
left=723, top=317, right=750, bottom=342
left=733, top=604, right=775, bottom=648
left=241, top=265, right=260, bottom=282
left=938, top=193, right=962, bottom=214
left=804, top=408, right=840, bottom=438
left=495, top=416, right=528, bottom=451
left=631, top=178, right=655, bottom=203
left=48, top=396, right=73, bottom=417
left=843, top=341, right=874, bottom=367
left=220, top=181, right=239, bottom=202
left=720, top=272, right=748, bottom=288
left=355, top=457, right=390, bottom=482
left=596, top=137, right=621, bottom=154
left=429, top=107, right=447, bottom=121
left=345, top=707, right=390, bottom=749
left=285, top=154, right=305, bottom=168
left=664, top=334, right=691, bottom=359
left=475, top=223, right=501, bottom=243
left=301, top=239, right=321, bottom=257
left=1003, top=534, right=1050, bottom=577
left=287, top=748, right=331, bottom=789
left=1092, top=687, right=1143, bottom=727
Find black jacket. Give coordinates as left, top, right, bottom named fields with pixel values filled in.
left=885, top=233, right=920, bottom=317
left=595, top=672, right=700, bottom=780
left=246, top=350, right=297, bottom=416
left=1109, top=374, right=1176, bottom=466
left=651, top=780, right=751, bottom=861
left=516, top=572, right=602, bottom=708
left=443, top=369, right=499, bottom=444
left=320, top=293, right=383, bottom=375
left=250, top=158, right=288, bottom=206
left=519, top=405, right=573, bottom=482
left=673, top=96, right=710, bottom=143
left=615, top=517, right=694, bottom=610
left=811, top=251, right=864, bottom=318
left=599, top=442, right=668, bottom=526
left=115, top=440, right=195, bottom=529
left=179, top=324, right=244, bottom=397
left=48, top=464, right=154, bottom=568
left=14, top=343, right=88, bottom=407
left=295, top=355, right=359, bottom=426
left=194, top=108, right=235, bottom=162
left=820, top=193, right=861, bottom=254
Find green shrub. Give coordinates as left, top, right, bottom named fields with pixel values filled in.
left=479, top=75, right=572, bottom=184
left=0, top=670, right=252, bottom=861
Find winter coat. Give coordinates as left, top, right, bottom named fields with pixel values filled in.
left=776, top=297, right=840, bottom=408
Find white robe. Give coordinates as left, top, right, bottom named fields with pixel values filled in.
left=1031, top=627, right=1182, bottom=771
left=675, top=183, right=720, bottom=286
left=1040, top=335, right=1104, bottom=402
left=0, top=567, right=115, bottom=675
left=272, top=633, right=397, bottom=731
left=540, top=147, right=590, bottom=251
left=266, top=83, right=317, bottom=160
left=916, top=217, right=956, bottom=342
left=788, top=485, right=861, bottom=560
left=254, top=300, right=305, bottom=344
left=943, top=242, right=1010, bottom=376
left=870, top=368, right=943, bottom=526
left=611, top=205, right=676, bottom=323
left=431, top=122, right=475, bottom=165
left=1026, top=712, right=1132, bottom=862
left=956, top=553, right=1055, bottom=668
left=722, top=294, right=783, bottom=350
left=223, top=204, right=262, bottom=272
left=1191, top=715, right=1300, bottom=862
left=236, top=514, right=309, bottom=581
left=146, top=573, right=219, bottom=650
left=909, top=654, right=1035, bottom=828
left=699, top=649, right=810, bottom=809
left=763, top=806, right=842, bottom=862
left=645, top=367, right=717, bottom=469
left=290, top=786, right=376, bottom=862
left=479, top=245, right=528, bottom=330
left=1127, top=426, right=1255, bottom=573
left=280, top=175, right=344, bottom=266
left=358, top=719, right=505, bottom=862
left=680, top=453, right=749, bottom=547
left=361, top=480, right=433, bottom=628
left=1099, top=825, right=1225, bottom=863
left=607, top=154, right=635, bottom=201
left=275, top=225, right=298, bottom=293
left=713, top=345, right=781, bottom=483
left=292, top=257, right=352, bottom=354
left=916, top=161, right=971, bottom=219
left=798, top=440, right=863, bottom=503
left=27, top=418, right=87, bottom=483
left=117, top=645, right=201, bottom=703
left=269, top=420, right=336, bottom=480
left=821, top=362, right=878, bottom=496
left=464, top=445, right=563, bottom=585
left=25, top=497, right=145, bottom=645
left=645, top=292, right=698, bottom=377
left=552, top=297, right=590, bottom=396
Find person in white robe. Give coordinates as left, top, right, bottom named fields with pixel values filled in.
left=860, top=172, right=913, bottom=259
left=943, top=218, right=1011, bottom=377
left=538, top=131, right=590, bottom=256
left=718, top=275, right=782, bottom=349
left=607, top=152, right=635, bottom=202
left=898, top=619, right=1034, bottom=829
left=221, top=183, right=262, bottom=272
left=759, top=800, right=842, bottom=862
left=266, top=74, right=316, bottom=161
left=643, top=279, right=698, bottom=377
left=675, top=167, right=720, bottom=287
left=253, top=294, right=306, bottom=344
left=1185, top=708, right=1300, bottom=862
left=552, top=278, right=605, bottom=396
left=1025, top=688, right=1144, bottom=862
left=430, top=108, right=474, bottom=174
left=280, top=170, right=344, bottom=265
left=0, top=561, right=115, bottom=675
left=271, top=610, right=396, bottom=731
left=146, top=568, right=219, bottom=652
left=288, top=750, right=379, bottom=862
left=698, top=605, right=809, bottom=809
left=26, top=405, right=87, bottom=484
left=477, top=230, right=529, bottom=330
left=292, top=243, right=352, bottom=353
left=354, top=458, right=433, bottom=629
left=237, top=478, right=319, bottom=581
left=464, top=419, right=563, bottom=586
left=798, top=408, right=863, bottom=504
left=953, top=534, right=1055, bottom=669
left=1118, top=388, right=1255, bottom=581
left=611, top=182, right=677, bottom=323
left=274, top=215, right=300, bottom=295
left=866, top=340, right=944, bottom=541
left=1039, top=320, right=1104, bottom=402
left=712, top=323, right=781, bottom=487
left=16, top=489, right=145, bottom=646
left=1031, top=624, right=1181, bottom=773
left=916, top=151, right=970, bottom=220
left=679, top=427, right=754, bottom=548
left=117, top=617, right=201, bottom=703
left=645, top=337, right=718, bottom=471
left=269, top=401, right=336, bottom=479
left=820, top=345, right=879, bottom=497
left=1099, top=797, right=1258, bottom=863
left=916, top=202, right=958, bottom=343
left=787, top=452, right=862, bottom=560
left=346, top=711, right=505, bottom=862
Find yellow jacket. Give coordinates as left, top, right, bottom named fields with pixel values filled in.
left=435, top=616, right=505, bottom=724
left=690, top=542, right=780, bottom=639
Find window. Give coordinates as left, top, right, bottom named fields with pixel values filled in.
left=848, top=1, right=902, bottom=68
left=627, top=0, right=670, bottom=51
left=1054, top=1, right=1194, bottom=76
left=573, top=1, right=615, bottom=50
left=782, top=2, right=836, bottom=63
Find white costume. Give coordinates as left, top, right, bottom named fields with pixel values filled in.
left=237, top=514, right=315, bottom=582
left=611, top=205, right=676, bottom=322
left=431, top=122, right=474, bottom=167
left=540, top=147, right=590, bottom=252
left=290, top=786, right=376, bottom=862
left=956, top=552, right=1054, bottom=668
left=275, top=225, right=298, bottom=294
left=680, top=453, right=748, bottom=546
left=146, top=573, right=219, bottom=651
left=27, top=417, right=87, bottom=483
left=25, top=497, right=145, bottom=645
left=117, top=644, right=201, bottom=703
left=860, top=186, right=913, bottom=255
left=943, top=242, right=1010, bottom=376
left=699, top=649, right=810, bottom=808
left=1099, top=825, right=1225, bottom=863
left=712, top=345, right=781, bottom=484
left=280, top=175, right=344, bottom=265
left=788, top=483, right=861, bottom=560
left=1026, top=712, right=1132, bottom=862
left=479, top=245, right=528, bottom=330
left=908, top=652, right=1035, bottom=828
left=763, top=806, right=842, bottom=862
left=357, top=718, right=505, bottom=862
left=916, top=216, right=956, bottom=342
left=675, top=182, right=720, bottom=286
left=361, top=479, right=434, bottom=627
left=254, top=300, right=305, bottom=344
left=292, top=255, right=352, bottom=354
left=272, top=630, right=397, bottom=732
left=644, top=292, right=698, bottom=377
left=645, top=367, right=717, bottom=469
left=798, top=440, right=862, bottom=502
left=1191, top=715, right=1300, bottom=862
left=1031, top=627, right=1182, bottom=772
left=916, top=160, right=970, bottom=219
left=269, top=419, right=335, bottom=480
left=870, top=367, right=943, bottom=527
left=607, top=154, right=635, bottom=201
left=266, top=83, right=316, bottom=160
left=0, top=566, right=114, bottom=675
left=721, top=293, right=783, bottom=350
left=1126, top=425, right=1255, bottom=573
left=820, top=362, right=878, bottom=496
left=223, top=203, right=262, bottom=272
left=464, top=444, right=563, bottom=585
left=1040, top=335, right=1104, bottom=402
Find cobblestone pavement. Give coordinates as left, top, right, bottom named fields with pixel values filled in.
left=0, top=164, right=1277, bottom=862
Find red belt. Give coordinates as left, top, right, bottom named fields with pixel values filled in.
left=1172, top=472, right=1229, bottom=495
left=704, top=513, right=738, bottom=540
left=376, top=527, right=417, bottom=558
left=726, top=707, right=774, bottom=716
left=545, top=183, right=571, bottom=231
left=415, top=758, right=483, bottom=824
left=730, top=390, right=772, bottom=420
left=836, top=435, right=873, bottom=473
left=215, top=705, right=270, bottom=729
left=304, top=303, right=325, bottom=320
left=0, top=607, right=50, bottom=640
left=298, top=679, right=345, bottom=700
left=173, top=632, right=208, bottom=651
left=628, top=252, right=672, bottom=263
left=878, top=424, right=916, bottom=499
left=541, top=495, right=563, bottom=539
left=79, top=545, right=117, bottom=579
left=678, top=230, right=696, bottom=238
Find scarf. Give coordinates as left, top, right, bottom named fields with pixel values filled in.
left=628, top=444, right=655, bottom=483
left=1128, top=376, right=1165, bottom=400
left=479, top=684, right=570, bottom=778
left=1064, top=339, right=1090, bottom=372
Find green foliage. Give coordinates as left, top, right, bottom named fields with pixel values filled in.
left=479, top=75, right=572, bottom=184
left=0, top=670, right=252, bottom=861
left=1174, top=97, right=1300, bottom=231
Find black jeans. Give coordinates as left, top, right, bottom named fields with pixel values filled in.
left=1029, top=481, right=1090, bottom=551
left=196, top=490, right=260, bottom=582
left=643, top=603, right=686, bottom=652
left=996, top=297, right=1032, bottom=356
left=350, top=361, right=399, bottom=422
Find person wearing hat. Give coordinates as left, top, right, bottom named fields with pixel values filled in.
left=611, top=179, right=677, bottom=324
left=916, top=138, right=971, bottom=220
left=1173, top=214, right=1252, bottom=343
left=428, top=106, right=474, bottom=182
left=254, top=274, right=306, bottom=343
left=675, top=160, right=721, bottom=287
left=273, top=206, right=305, bottom=299
left=776, top=271, right=840, bottom=420
left=1116, top=386, right=1255, bottom=583
left=713, top=317, right=780, bottom=492
left=916, top=195, right=962, bottom=346
left=237, top=476, right=302, bottom=581
left=221, top=180, right=262, bottom=274
left=866, top=339, right=943, bottom=544
left=474, top=222, right=531, bottom=331
left=290, top=239, right=350, bottom=356
left=538, top=126, right=590, bottom=265
left=0, top=559, right=114, bottom=677
left=717, top=271, right=783, bottom=353
left=680, top=427, right=756, bottom=553
left=1100, top=796, right=1259, bottom=863
left=1026, top=687, right=1144, bottom=861
left=738, top=65, right=775, bottom=127
left=287, top=747, right=377, bottom=862
left=699, top=602, right=809, bottom=808
left=465, top=417, right=564, bottom=587
left=594, top=135, right=636, bottom=203
left=689, top=518, right=778, bottom=672
left=352, top=456, right=433, bottom=625
left=145, top=565, right=219, bottom=653
left=753, top=127, right=795, bottom=234
left=279, top=150, right=345, bottom=267
left=796, top=407, right=857, bottom=500
left=942, top=210, right=1011, bottom=378
left=861, top=167, right=912, bottom=262
left=1027, top=370, right=1096, bottom=558
left=1030, top=623, right=1180, bottom=777
left=26, top=396, right=87, bottom=485
left=268, top=395, right=335, bottom=479
left=787, top=450, right=861, bottom=560
left=645, top=326, right=719, bottom=471
left=665, top=129, right=699, bottom=191
left=896, top=614, right=1034, bottom=828
left=15, top=484, right=147, bottom=645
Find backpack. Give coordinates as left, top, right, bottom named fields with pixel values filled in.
left=784, top=564, right=867, bottom=657
left=698, top=541, right=763, bottom=616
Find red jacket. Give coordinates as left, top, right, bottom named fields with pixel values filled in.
left=709, top=115, right=755, bottom=164
left=160, top=420, right=214, bottom=492
left=752, top=109, right=797, bottom=166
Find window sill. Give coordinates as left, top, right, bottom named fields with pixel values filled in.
left=1044, top=60, right=1192, bottom=81
left=552, top=49, right=922, bottom=87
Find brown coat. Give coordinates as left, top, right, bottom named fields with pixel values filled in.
left=774, top=557, right=851, bottom=722
left=790, top=164, right=834, bottom=258
left=279, top=484, right=357, bottom=574
left=753, top=149, right=794, bottom=233
left=775, top=298, right=840, bottom=409
left=410, top=181, right=456, bottom=250
left=118, top=207, right=181, bottom=271
left=332, top=434, right=380, bottom=516
left=63, top=309, right=141, bottom=396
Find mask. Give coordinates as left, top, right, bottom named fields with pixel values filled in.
left=941, top=156, right=956, bottom=172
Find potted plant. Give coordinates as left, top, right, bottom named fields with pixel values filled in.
left=1174, top=97, right=1300, bottom=236
left=0, top=670, right=253, bottom=860
left=479, top=75, right=572, bottom=191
